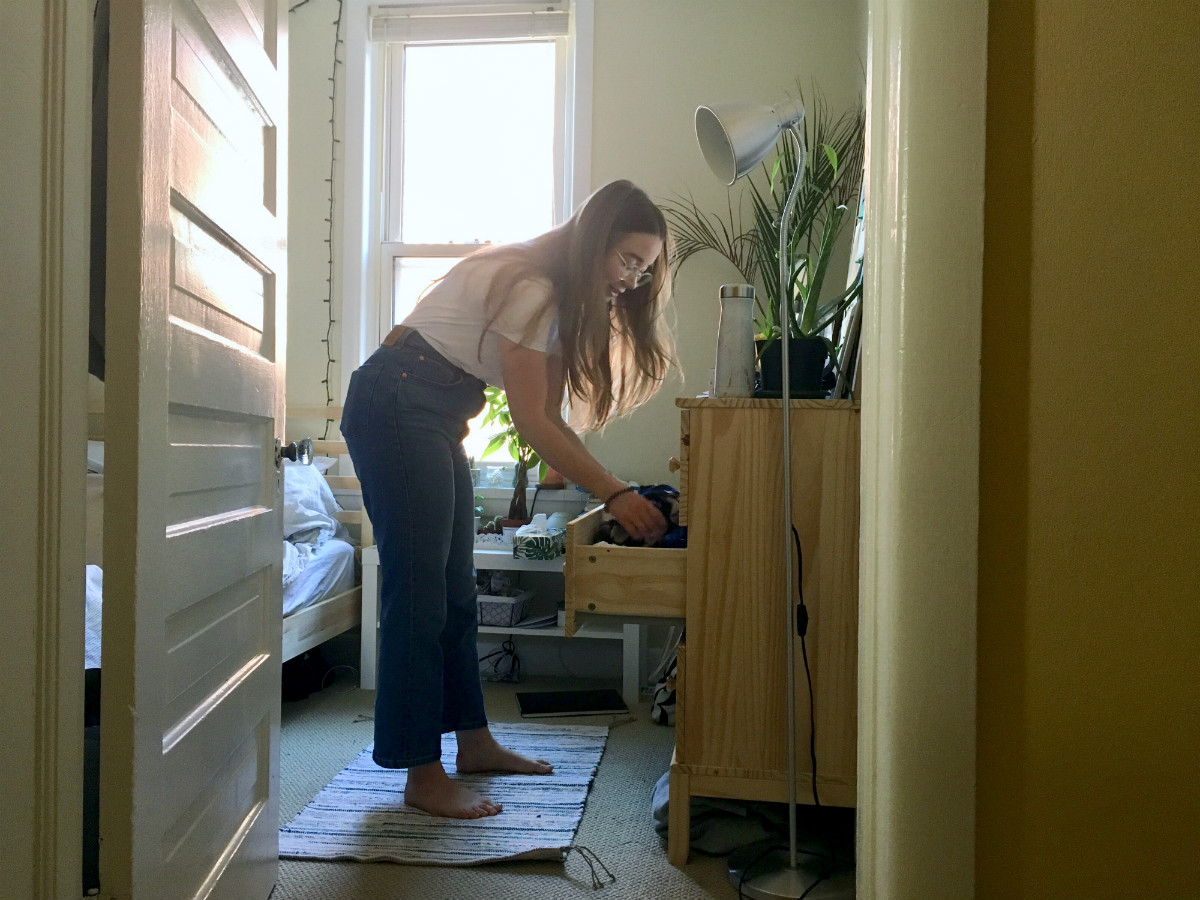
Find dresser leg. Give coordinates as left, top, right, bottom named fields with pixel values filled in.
left=667, top=763, right=690, bottom=866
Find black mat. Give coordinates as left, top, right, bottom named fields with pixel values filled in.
left=516, top=688, right=628, bottom=718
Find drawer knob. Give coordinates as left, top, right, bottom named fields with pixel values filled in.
left=589, top=555, right=597, bottom=563
left=588, top=603, right=596, bottom=610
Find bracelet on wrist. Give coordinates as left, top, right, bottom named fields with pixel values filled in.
left=603, top=485, right=637, bottom=510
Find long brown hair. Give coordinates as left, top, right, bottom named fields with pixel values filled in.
left=466, top=180, right=677, bottom=431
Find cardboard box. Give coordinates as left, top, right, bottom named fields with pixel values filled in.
left=477, top=589, right=533, bottom=627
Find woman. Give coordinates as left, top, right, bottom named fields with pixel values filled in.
left=339, top=180, right=677, bottom=818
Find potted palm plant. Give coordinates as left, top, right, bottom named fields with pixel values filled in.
left=663, top=87, right=865, bottom=395
left=479, top=386, right=541, bottom=526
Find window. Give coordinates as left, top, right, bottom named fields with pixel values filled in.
left=384, top=39, right=558, bottom=325
left=372, top=3, right=576, bottom=326
left=363, top=1, right=588, bottom=461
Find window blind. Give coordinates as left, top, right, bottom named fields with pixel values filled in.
left=369, top=3, right=569, bottom=43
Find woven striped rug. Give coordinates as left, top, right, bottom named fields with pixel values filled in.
left=279, top=722, right=609, bottom=866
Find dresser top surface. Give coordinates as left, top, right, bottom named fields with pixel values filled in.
left=675, top=396, right=859, bottom=410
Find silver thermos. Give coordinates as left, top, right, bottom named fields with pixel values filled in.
left=712, top=284, right=756, bottom=398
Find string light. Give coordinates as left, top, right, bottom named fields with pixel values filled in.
left=290, top=0, right=344, bottom=440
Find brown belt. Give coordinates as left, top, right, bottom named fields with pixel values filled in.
left=382, top=324, right=412, bottom=347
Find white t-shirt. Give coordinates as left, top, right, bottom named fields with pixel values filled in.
left=402, top=255, right=559, bottom=388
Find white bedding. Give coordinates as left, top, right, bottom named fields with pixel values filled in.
left=283, top=457, right=348, bottom=544
left=282, top=536, right=356, bottom=617
left=281, top=458, right=357, bottom=615
left=85, top=564, right=103, bottom=669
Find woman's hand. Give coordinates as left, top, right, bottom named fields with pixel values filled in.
left=605, top=489, right=667, bottom=544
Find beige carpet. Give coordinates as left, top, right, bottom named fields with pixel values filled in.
left=273, top=650, right=739, bottom=899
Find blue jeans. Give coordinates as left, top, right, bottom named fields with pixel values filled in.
left=339, top=329, right=488, bottom=768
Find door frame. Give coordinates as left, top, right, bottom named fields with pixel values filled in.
left=11, top=0, right=988, bottom=895
left=0, top=2, right=92, bottom=899
left=856, top=2, right=987, bottom=896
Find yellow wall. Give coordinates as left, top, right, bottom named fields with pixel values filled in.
left=978, top=2, right=1200, bottom=896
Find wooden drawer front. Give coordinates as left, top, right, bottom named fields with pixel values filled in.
left=563, top=506, right=686, bottom=635
left=682, top=402, right=859, bottom=797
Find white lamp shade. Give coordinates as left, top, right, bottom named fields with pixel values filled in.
left=694, top=97, right=805, bottom=185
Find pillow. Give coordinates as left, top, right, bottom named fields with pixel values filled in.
left=282, top=460, right=349, bottom=544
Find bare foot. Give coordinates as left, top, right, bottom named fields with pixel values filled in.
left=455, top=727, right=554, bottom=775
left=404, top=761, right=502, bottom=819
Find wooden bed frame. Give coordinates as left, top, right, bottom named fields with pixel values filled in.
left=282, top=404, right=374, bottom=663
left=281, top=581, right=363, bottom=662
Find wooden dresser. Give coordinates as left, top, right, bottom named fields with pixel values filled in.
left=565, top=398, right=860, bottom=865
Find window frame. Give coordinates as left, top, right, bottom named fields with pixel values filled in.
left=338, top=0, right=593, bottom=386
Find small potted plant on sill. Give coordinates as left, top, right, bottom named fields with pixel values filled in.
left=480, top=386, right=541, bottom=528
left=662, top=85, right=865, bottom=396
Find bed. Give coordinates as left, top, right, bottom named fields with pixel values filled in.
left=278, top=455, right=362, bottom=661
left=280, top=405, right=372, bottom=662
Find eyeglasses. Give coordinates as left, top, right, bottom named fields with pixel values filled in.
left=615, top=249, right=654, bottom=289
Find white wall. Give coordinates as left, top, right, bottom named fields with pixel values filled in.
left=287, top=0, right=347, bottom=413
left=287, top=0, right=867, bottom=483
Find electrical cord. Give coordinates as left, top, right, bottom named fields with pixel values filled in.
left=792, top=524, right=820, bottom=808
left=735, top=841, right=837, bottom=900
left=735, top=842, right=778, bottom=897
left=730, top=528, right=845, bottom=900
left=567, top=844, right=616, bottom=890
left=478, top=638, right=521, bottom=682
left=319, top=663, right=360, bottom=693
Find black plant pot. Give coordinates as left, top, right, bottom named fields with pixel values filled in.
left=756, top=336, right=830, bottom=398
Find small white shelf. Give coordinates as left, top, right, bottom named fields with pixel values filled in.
left=472, top=546, right=564, bottom=572
left=478, top=619, right=625, bottom=640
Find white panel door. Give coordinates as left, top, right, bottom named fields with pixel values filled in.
left=100, top=0, right=287, bottom=897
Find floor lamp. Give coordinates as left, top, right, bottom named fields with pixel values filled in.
left=694, top=98, right=846, bottom=900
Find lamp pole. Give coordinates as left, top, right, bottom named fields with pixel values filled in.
left=778, top=122, right=806, bottom=873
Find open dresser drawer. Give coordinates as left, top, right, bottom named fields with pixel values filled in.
left=563, top=505, right=687, bottom=636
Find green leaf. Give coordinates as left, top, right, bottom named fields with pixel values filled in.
left=483, top=434, right=507, bottom=458
left=822, top=143, right=838, bottom=175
